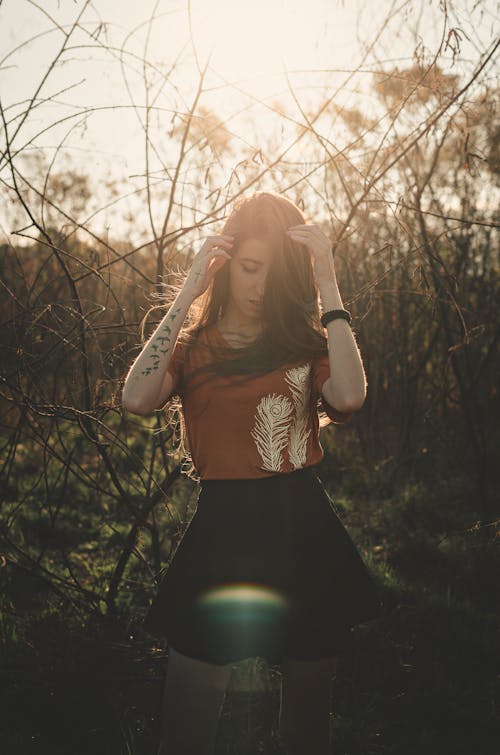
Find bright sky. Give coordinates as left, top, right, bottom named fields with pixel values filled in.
left=0, top=0, right=498, bottom=240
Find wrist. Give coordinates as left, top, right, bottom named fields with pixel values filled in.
left=321, top=308, right=352, bottom=328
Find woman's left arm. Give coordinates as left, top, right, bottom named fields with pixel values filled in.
left=286, top=224, right=367, bottom=414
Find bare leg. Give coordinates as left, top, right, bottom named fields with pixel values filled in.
left=157, top=646, right=233, bottom=755
left=279, top=655, right=338, bottom=755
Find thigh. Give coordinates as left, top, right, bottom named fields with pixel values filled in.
left=165, top=646, right=234, bottom=692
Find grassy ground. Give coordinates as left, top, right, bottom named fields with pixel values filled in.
left=1, top=457, right=498, bottom=754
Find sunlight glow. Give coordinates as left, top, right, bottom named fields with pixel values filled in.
left=190, top=0, right=354, bottom=84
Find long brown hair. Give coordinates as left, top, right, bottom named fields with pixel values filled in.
left=147, top=191, right=333, bottom=478
left=180, top=191, right=329, bottom=373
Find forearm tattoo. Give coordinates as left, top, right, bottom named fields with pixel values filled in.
left=141, top=306, right=182, bottom=376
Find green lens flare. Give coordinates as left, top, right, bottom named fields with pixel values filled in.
left=197, top=582, right=289, bottom=624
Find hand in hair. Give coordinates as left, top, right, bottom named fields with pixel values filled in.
left=184, top=234, right=234, bottom=300
left=286, top=224, right=336, bottom=287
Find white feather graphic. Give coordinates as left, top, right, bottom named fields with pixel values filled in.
left=251, top=394, right=293, bottom=472
left=285, top=363, right=312, bottom=469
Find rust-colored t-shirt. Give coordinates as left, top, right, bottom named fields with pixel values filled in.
left=166, top=323, right=352, bottom=480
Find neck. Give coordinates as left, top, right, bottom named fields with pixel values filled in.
left=218, top=310, right=263, bottom=336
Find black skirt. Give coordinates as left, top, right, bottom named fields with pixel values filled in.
left=142, top=466, right=382, bottom=666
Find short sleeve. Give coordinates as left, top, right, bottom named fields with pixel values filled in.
left=311, top=353, right=354, bottom=424
left=165, top=336, right=187, bottom=396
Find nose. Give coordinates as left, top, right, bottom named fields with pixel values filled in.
left=255, top=271, right=267, bottom=300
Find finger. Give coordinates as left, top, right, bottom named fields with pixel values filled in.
left=203, top=235, right=234, bottom=243
left=287, top=231, right=320, bottom=242
left=287, top=227, right=320, bottom=236
left=286, top=231, right=311, bottom=241
left=203, top=238, right=234, bottom=252
left=207, top=254, right=231, bottom=274
left=207, top=248, right=232, bottom=261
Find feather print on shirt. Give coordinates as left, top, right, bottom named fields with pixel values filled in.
left=251, top=362, right=312, bottom=472
left=250, top=394, right=293, bottom=472
left=285, top=363, right=312, bottom=469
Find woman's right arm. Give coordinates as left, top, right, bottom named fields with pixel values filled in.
left=121, top=234, right=233, bottom=415
left=122, top=285, right=194, bottom=415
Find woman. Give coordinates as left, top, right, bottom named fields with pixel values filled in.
left=122, top=192, right=382, bottom=754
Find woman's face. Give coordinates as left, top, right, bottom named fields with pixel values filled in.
left=226, top=237, right=272, bottom=322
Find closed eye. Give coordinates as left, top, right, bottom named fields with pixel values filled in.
left=242, top=265, right=258, bottom=273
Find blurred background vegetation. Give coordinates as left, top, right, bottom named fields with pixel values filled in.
left=0, top=0, right=498, bottom=752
